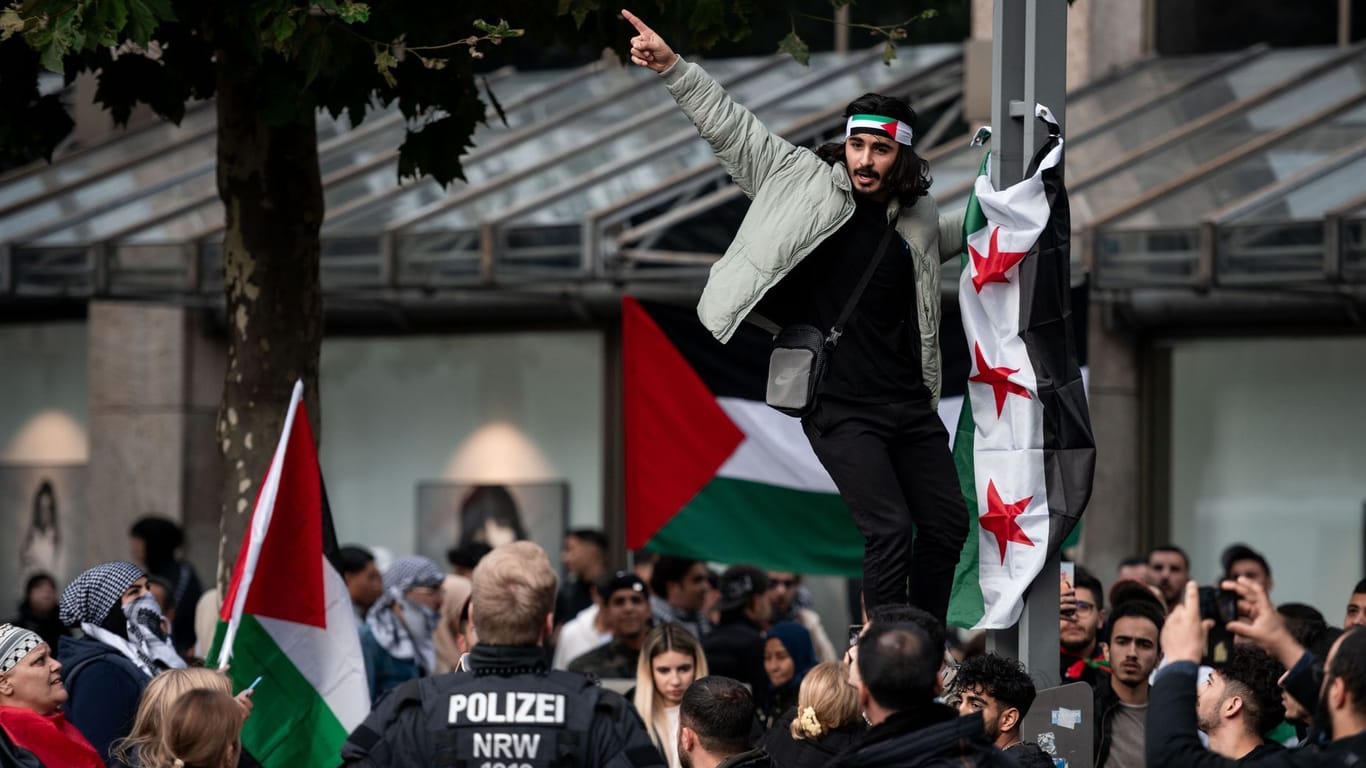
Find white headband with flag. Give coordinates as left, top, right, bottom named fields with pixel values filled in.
left=845, top=113, right=914, bottom=145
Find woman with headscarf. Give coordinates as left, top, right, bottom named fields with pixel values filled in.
left=761, top=621, right=817, bottom=728
left=57, top=561, right=185, bottom=765
left=360, top=556, right=444, bottom=702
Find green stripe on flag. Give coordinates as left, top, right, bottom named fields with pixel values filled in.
left=211, top=616, right=349, bottom=768
left=647, top=477, right=862, bottom=576
left=947, top=150, right=992, bottom=629
left=948, top=401, right=984, bottom=628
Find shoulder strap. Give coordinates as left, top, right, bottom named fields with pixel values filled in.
left=828, top=224, right=897, bottom=348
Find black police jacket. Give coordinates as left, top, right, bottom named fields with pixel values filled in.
left=340, top=644, right=666, bottom=768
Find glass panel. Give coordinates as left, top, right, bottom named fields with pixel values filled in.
left=1066, top=53, right=1244, bottom=135
left=0, top=105, right=218, bottom=211
left=6, top=111, right=358, bottom=246
left=0, top=138, right=215, bottom=240
left=9, top=246, right=93, bottom=295
left=1216, top=221, right=1323, bottom=283
left=1077, top=57, right=1366, bottom=228
left=1094, top=228, right=1200, bottom=287
left=107, top=243, right=194, bottom=293
left=1109, top=101, right=1366, bottom=229
left=1068, top=48, right=1341, bottom=174
left=1225, top=150, right=1366, bottom=223
left=378, top=47, right=957, bottom=237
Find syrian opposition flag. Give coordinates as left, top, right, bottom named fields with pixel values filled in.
left=210, top=381, right=369, bottom=767
left=947, top=106, right=1095, bottom=629
left=623, top=297, right=865, bottom=575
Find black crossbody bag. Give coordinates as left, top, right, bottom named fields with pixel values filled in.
left=765, top=225, right=897, bottom=417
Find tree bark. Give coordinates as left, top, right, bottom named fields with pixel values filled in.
left=213, top=56, right=324, bottom=594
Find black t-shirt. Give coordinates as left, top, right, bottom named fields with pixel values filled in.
left=757, top=194, right=927, bottom=404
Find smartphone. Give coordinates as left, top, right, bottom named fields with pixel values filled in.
left=847, top=623, right=864, bottom=649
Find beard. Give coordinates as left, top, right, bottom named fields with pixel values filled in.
left=1060, top=634, right=1094, bottom=654
left=1315, top=677, right=1335, bottom=739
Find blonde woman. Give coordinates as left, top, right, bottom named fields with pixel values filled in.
left=111, top=668, right=252, bottom=768
left=632, top=623, right=707, bottom=768
left=159, top=689, right=246, bottom=768
left=760, top=661, right=865, bottom=768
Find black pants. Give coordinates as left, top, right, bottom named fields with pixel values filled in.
left=803, top=397, right=968, bottom=622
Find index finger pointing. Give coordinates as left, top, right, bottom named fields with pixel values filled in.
left=621, top=9, right=652, bottom=35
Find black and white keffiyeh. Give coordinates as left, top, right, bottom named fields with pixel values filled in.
left=0, top=624, right=42, bottom=673
left=365, top=556, right=443, bottom=673
left=59, top=561, right=145, bottom=627
left=59, top=561, right=184, bottom=676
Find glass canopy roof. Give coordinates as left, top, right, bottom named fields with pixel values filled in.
left=1, top=42, right=1362, bottom=301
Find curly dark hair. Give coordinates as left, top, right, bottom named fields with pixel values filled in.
left=952, top=653, right=1037, bottom=717
left=1218, top=645, right=1286, bottom=735
left=815, top=92, right=932, bottom=206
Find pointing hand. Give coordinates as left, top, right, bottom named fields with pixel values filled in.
left=622, top=9, right=678, bottom=73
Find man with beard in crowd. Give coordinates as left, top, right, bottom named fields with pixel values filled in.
left=765, top=571, right=836, bottom=662
left=676, top=677, right=772, bottom=768
left=1061, top=566, right=1109, bottom=687
left=1148, top=545, right=1191, bottom=613
left=1148, top=581, right=1290, bottom=767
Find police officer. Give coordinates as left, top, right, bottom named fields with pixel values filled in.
left=341, top=541, right=665, bottom=768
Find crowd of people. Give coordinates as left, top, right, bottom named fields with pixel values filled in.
left=0, top=506, right=1362, bottom=768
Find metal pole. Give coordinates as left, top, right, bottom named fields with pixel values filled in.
left=985, top=0, right=1067, bottom=690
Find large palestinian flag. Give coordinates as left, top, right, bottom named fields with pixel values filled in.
left=211, top=381, right=369, bottom=767
left=623, top=297, right=864, bottom=575
left=948, top=106, right=1095, bottom=629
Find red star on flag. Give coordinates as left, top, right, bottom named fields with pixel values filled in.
left=980, top=479, right=1035, bottom=564
left=968, top=342, right=1032, bottom=417
left=969, top=226, right=1029, bottom=293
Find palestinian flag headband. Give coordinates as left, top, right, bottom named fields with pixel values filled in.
left=845, top=114, right=914, bottom=146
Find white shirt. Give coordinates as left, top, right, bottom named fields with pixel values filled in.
left=552, top=604, right=611, bottom=669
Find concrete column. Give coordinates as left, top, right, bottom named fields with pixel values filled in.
left=1079, top=302, right=1144, bottom=580
left=87, top=302, right=224, bottom=580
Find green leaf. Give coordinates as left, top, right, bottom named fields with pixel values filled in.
left=39, top=40, right=64, bottom=73
left=881, top=40, right=897, bottom=65
left=271, top=14, right=297, bottom=44
left=339, top=2, right=370, bottom=24
left=374, top=45, right=397, bottom=88
left=778, top=29, right=809, bottom=66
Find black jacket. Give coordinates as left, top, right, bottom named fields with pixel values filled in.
left=1145, top=662, right=1295, bottom=768
left=717, top=747, right=773, bottom=768
left=703, top=618, right=768, bottom=704
left=825, top=702, right=1009, bottom=768
left=760, top=708, right=863, bottom=768
left=1005, top=741, right=1056, bottom=768
left=56, top=634, right=151, bottom=767
left=340, top=644, right=665, bottom=768
left=568, top=640, right=640, bottom=679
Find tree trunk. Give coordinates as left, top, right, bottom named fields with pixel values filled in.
left=213, top=56, right=324, bottom=594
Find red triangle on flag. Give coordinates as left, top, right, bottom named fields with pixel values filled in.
left=881, top=121, right=899, bottom=139
left=219, top=400, right=327, bottom=629
left=623, top=297, right=744, bottom=550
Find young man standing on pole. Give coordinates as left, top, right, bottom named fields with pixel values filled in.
left=623, top=10, right=968, bottom=622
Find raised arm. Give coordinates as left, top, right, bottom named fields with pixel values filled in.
left=622, top=8, right=807, bottom=198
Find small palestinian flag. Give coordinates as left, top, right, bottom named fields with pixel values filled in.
left=948, top=106, right=1096, bottom=630
left=623, top=297, right=864, bottom=575
left=210, top=381, right=369, bottom=767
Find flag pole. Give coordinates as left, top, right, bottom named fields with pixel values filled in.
left=986, top=0, right=1067, bottom=689
left=214, top=379, right=306, bottom=668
